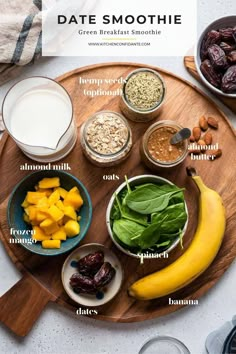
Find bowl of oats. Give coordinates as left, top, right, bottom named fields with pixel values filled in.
left=80, top=111, right=133, bottom=167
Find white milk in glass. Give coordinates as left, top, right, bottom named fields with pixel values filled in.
left=2, top=77, right=77, bottom=162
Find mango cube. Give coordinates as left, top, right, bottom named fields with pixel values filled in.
left=69, top=186, right=79, bottom=193
left=33, top=226, right=51, bottom=241
left=48, top=205, right=64, bottom=222
left=40, top=218, right=59, bottom=235
left=64, top=206, right=77, bottom=220
left=52, top=228, right=67, bottom=241
left=35, top=210, right=49, bottom=223
left=23, top=213, right=30, bottom=224
left=36, top=196, right=49, bottom=209
left=56, top=200, right=65, bottom=211
left=26, top=192, right=47, bottom=204
left=38, top=177, right=60, bottom=189
left=64, top=220, right=80, bottom=237
left=48, top=190, right=60, bottom=206
left=64, top=192, right=83, bottom=210
left=37, top=188, right=53, bottom=197
left=21, top=198, right=29, bottom=208
left=54, top=187, right=68, bottom=200
left=42, top=240, right=61, bottom=249
left=25, top=206, right=37, bottom=221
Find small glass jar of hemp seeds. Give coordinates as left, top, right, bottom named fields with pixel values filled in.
left=140, top=120, right=188, bottom=170
left=120, top=68, right=166, bottom=122
left=80, top=111, right=132, bottom=167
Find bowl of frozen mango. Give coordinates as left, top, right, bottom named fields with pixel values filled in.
left=7, top=171, right=92, bottom=256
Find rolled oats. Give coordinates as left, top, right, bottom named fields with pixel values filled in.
left=80, top=111, right=132, bottom=167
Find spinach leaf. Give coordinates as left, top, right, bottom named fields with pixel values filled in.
left=135, top=221, right=161, bottom=249
left=121, top=204, right=148, bottom=226
left=179, top=229, right=184, bottom=249
left=113, top=219, right=146, bottom=247
left=110, top=200, right=121, bottom=220
left=121, top=176, right=132, bottom=206
left=119, top=188, right=128, bottom=205
left=126, top=184, right=183, bottom=214
left=134, top=183, right=159, bottom=189
left=114, top=192, right=147, bottom=226
left=151, top=203, right=187, bottom=233
left=156, top=240, right=171, bottom=248
left=169, top=191, right=185, bottom=205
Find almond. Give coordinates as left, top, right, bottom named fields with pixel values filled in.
left=192, top=127, right=201, bottom=141
left=203, top=132, right=213, bottom=145
left=199, top=115, right=208, bottom=131
left=188, top=149, right=201, bottom=155
left=189, top=135, right=195, bottom=142
left=198, top=140, right=207, bottom=152
left=207, top=117, right=219, bottom=129
left=209, top=149, right=222, bottom=160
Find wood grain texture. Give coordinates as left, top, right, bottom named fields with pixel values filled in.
left=0, top=273, right=56, bottom=336
left=0, top=63, right=236, bottom=336
left=184, top=56, right=236, bottom=113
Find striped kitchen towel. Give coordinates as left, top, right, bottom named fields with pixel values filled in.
left=0, top=0, right=42, bottom=86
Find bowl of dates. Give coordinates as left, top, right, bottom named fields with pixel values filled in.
left=61, top=243, right=123, bottom=307
left=195, top=16, right=236, bottom=97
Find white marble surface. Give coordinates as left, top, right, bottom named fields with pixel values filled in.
left=0, top=1, right=236, bottom=353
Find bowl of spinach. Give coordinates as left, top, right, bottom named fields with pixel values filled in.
left=106, top=175, right=188, bottom=258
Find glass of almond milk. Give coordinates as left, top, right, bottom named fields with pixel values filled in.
left=2, top=77, right=77, bottom=162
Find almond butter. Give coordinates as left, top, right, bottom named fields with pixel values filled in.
left=189, top=135, right=195, bottom=142
left=207, top=117, right=219, bottom=129
left=203, top=132, right=213, bottom=145
left=199, top=115, right=208, bottom=131
left=192, top=127, right=201, bottom=141
left=208, top=149, right=222, bottom=160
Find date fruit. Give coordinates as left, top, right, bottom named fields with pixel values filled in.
left=222, top=65, right=236, bottom=93
left=69, top=250, right=117, bottom=296
left=94, top=262, right=116, bottom=288
left=219, top=27, right=234, bottom=41
left=208, top=44, right=228, bottom=70
left=220, top=42, right=236, bottom=54
left=200, top=30, right=221, bottom=60
left=77, top=251, right=104, bottom=276
left=200, top=59, right=222, bottom=88
left=233, top=27, right=236, bottom=43
left=228, top=51, right=236, bottom=64
left=70, top=273, right=97, bottom=294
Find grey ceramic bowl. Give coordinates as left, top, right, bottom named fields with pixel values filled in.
left=195, top=16, right=236, bottom=98
left=106, top=175, right=188, bottom=259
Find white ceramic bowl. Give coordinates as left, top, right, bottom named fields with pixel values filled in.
left=61, top=243, right=123, bottom=307
left=195, top=16, right=236, bottom=98
left=106, top=175, right=188, bottom=259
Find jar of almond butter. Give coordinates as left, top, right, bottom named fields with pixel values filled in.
left=140, top=120, right=188, bottom=170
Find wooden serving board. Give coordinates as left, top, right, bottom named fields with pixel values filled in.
left=0, top=63, right=236, bottom=337
left=184, top=56, right=236, bottom=113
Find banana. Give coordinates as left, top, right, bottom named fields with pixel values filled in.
left=128, top=167, right=226, bottom=300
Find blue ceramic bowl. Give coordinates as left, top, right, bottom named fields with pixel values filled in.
left=7, top=171, right=92, bottom=256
